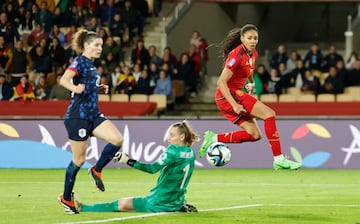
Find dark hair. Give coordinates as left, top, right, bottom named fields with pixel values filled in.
left=216, top=24, right=258, bottom=63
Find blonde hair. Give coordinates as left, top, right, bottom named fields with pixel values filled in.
left=71, top=29, right=100, bottom=53
left=172, top=120, right=200, bottom=147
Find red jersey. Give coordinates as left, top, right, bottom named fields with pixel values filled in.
left=216, top=44, right=258, bottom=98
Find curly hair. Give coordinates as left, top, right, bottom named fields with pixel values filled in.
left=217, top=24, right=258, bottom=64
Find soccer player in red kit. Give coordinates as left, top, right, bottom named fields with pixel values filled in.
left=198, top=24, right=301, bottom=170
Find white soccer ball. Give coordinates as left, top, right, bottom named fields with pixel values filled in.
left=206, top=142, right=231, bottom=167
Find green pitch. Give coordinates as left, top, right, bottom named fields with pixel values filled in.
left=0, top=168, right=359, bottom=224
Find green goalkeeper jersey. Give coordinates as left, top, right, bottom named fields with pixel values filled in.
left=133, top=144, right=195, bottom=211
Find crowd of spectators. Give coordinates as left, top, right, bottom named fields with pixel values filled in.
left=252, top=43, right=360, bottom=98
left=0, top=0, right=211, bottom=103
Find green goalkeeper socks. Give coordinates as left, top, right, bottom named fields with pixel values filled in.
left=81, top=200, right=119, bottom=212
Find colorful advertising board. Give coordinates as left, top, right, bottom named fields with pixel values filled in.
left=0, top=119, right=359, bottom=169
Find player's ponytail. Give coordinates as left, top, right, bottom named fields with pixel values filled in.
left=173, top=120, right=200, bottom=147
left=71, top=29, right=100, bottom=54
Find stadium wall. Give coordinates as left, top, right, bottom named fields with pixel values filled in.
left=1, top=119, right=359, bottom=169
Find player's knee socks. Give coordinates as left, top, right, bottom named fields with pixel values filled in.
left=218, top=130, right=256, bottom=143
left=81, top=200, right=119, bottom=212
left=64, top=161, right=80, bottom=201
left=264, top=116, right=282, bottom=156
left=94, top=143, right=121, bottom=172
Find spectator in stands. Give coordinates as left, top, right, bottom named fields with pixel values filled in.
left=132, top=0, right=149, bottom=36
left=264, top=68, right=281, bottom=95
left=301, top=69, right=321, bottom=94
left=154, top=69, right=172, bottom=100
left=49, top=37, right=66, bottom=71
left=7, top=40, right=32, bottom=86
left=34, top=1, right=54, bottom=33
left=87, top=16, right=100, bottom=32
left=109, top=13, right=125, bottom=45
left=52, top=7, right=64, bottom=27
left=30, top=45, right=52, bottom=83
left=100, top=0, right=120, bottom=26
left=0, top=35, right=12, bottom=72
left=49, top=73, right=71, bottom=100
left=79, top=6, right=93, bottom=28
left=4, top=2, right=20, bottom=24
left=0, top=11, right=19, bottom=48
left=162, top=46, right=178, bottom=68
left=120, top=0, right=138, bottom=43
left=134, top=69, right=153, bottom=95
left=65, top=25, right=78, bottom=48
left=34, top=74, right=51, bottom=99
left=284, top=59, right=306, bottom=90
left=269, top=43, right=288, bottom=69
left=322, top=44, right=343, bottom=72
left=0, top=72, right=13, bottom=100
left=131, top=38, right=150, bottom=69
left=111, top=65, right=122, bottom=90
left=1, top=0, right=20, bottom=12
left=174, top=53, right=196, bottom=96
left=303, top=42, right=323, bottom=71
left=161, top=51, right=176, bottom=74
left=98, top=27, right=109, bottom=43
left=27, top=23, right=46, bottom=47
left=148, top=62, right=160, bottom=81
left=160, top=62, right=174, bottom=81
left=64, top=5, right=80, bottom=27
left=12, top=74, right=35, bottom=101
left=36, top=0, right=55, bottom=13
left=277, top=62, right=289, bottom=76
left=152, top=0, right=162, bottom=17
left=321, top=66, right=344, bottom=94
left=346, top=51, right=359, bottom=70
left=114, top=65, right=136, bottom=95
left=148, top=45, right=162, bottom=68
left=100, top=73, right=112, bottom=95
left=101, top=52, right=117, bottom=74
left=344, top=59, right=360, bottom=87
left=254, top=64, right=270, bottom=94
left=286, top=49, right=301, bottom=73
left=190, top=30, right=201, bottom=50
left=187, top=44, right=201, bottom=76
left=132, top=63, right=142, bottom=82
left=18, top=10, right=35, bottom=42
left=48, top=24, right=66, bottom=47
left=102, top=36, right=123, bottom=62
left=336, top=59, right=348, bottom=83
left=199, top=37, right=209, bottom=76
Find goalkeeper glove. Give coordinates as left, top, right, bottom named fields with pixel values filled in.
left=113, top=152, right=136, bottom=167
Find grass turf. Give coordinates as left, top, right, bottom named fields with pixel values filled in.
left=0, top=168, right=359, bottom=224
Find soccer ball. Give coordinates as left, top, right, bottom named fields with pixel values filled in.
left=206, top=142, right=231, bottom=167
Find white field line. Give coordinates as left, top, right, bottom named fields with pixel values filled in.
left=56, top=204, right=263, bottom=224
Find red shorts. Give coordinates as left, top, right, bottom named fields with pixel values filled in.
left=215, top=91, right=257, bottom=125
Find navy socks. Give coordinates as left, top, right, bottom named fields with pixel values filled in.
left=94, top=143, right=121, bottom=172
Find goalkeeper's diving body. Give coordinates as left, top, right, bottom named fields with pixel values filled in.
left=76, top=121, right=199, bottom=213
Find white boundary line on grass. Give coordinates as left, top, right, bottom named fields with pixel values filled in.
left=57, top=204, right=263, bottom=224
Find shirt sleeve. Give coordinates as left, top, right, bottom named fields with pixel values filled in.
left=133, top=145, right=176, bottom=174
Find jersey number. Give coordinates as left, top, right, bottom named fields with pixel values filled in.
left=180, top=164, right=190, bottom=189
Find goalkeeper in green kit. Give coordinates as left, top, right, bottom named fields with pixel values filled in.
left=75, top=121, right=199, bottom=213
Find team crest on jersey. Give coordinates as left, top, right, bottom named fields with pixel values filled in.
left=78, top=128, right=86, bottom=138
left=228, top=58, right=236, bottom=67
left=69, top=60, right=78, bottom=69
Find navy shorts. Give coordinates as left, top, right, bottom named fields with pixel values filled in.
left=64, top=115, right=107, bottom=141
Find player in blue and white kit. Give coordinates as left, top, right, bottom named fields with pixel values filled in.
left=75, top=121, right=199, bottom=213
left=58, top=29, right=124, bottom=214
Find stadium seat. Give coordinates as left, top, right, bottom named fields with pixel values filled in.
left=286, top=87, right=301, bottom=96
left=111, top=94, right=129, bottom=102
left=172, top=80, right=185, bottom=98
left=98, top=94, right=110, bottom=101
left=297, top=94, right=316, bottom=102
left=344, top=86, right=360, bottom=95
left=317, top=94, right=335, bottom=102
left=149, top=94, right=167, bottom=114
left=260, top=94, right=278, bottom=102
left=278, top=94, right=297, bottom=102
left=130, top=94, right=148, bottom=102
left=336, top=93, right=355, bottom=102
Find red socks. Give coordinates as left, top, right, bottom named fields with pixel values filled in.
left=218, top=130, right=256, bottom=143
left=264, top=116, right=282, bottom=156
